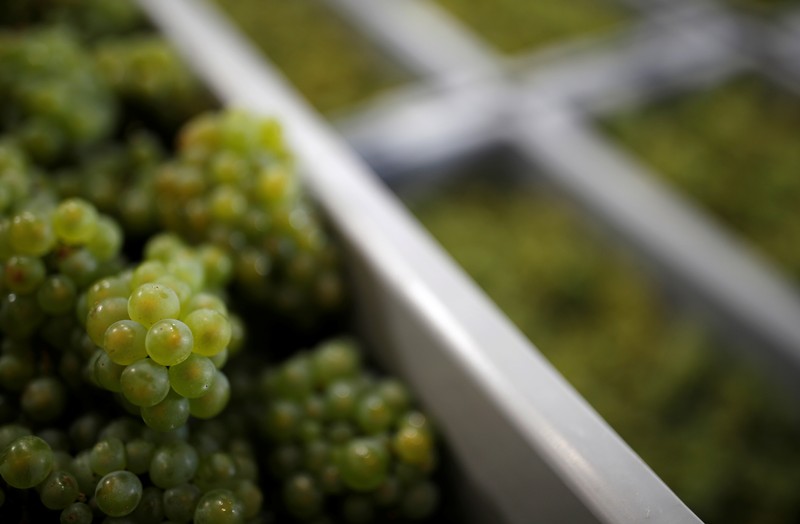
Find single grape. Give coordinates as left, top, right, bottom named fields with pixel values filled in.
left=338, top=438, right=389, bottom=492
left=94, top=470, right=142, bottom=517
left=188, top=370, right=230, bottom=419
left=90, top=438, right=127, bottom=476
left=145, top=318, right=193, bottom=366
left=163, top=483, right=202, bottom=523
left=86, top=296, right=130, bottom=347
left=393, top=426, right=434, bottom=467
left=93, top=351, right=125, bottom=393
left=234, top=479, right=263, bottom=519
left=4, top=255, right=46, bottom=295
left=39, top=469, right=80, bottom=510
left=183, top=308, right=230, bottom=357
left=52, top=198, right=98, bottom=245
left=60, top=502, right=93, bottom=524
left=128, top=283, right=180, bottom=328
left=283, top=473, right=323, bottom=520
left=130, top=486, right=166, bottom=522
left=169, top=354, right=215, bottom=398
left=149, top=440, right=198, bottom=489
left=86, top=216, right=123, bottom=261
left=9, top=211, right=55, bottom=257
left=37, top=275, right=77, bottom=315
left=125, top=439, right=155, bottom=475
left=20, top=377, right=66, bottom=422
left=0, top=435, right=54, bottom=489
left=141, top=391, right=190, bottom=432
left=104, top=319, right=148, bottom=365
left=193, top=488, right=245, bottom=524
left=86, top=276, right=130, bottom=308
left=312, top=338, right=359, bottom=387
left=119, top=358, right=170, bottom=407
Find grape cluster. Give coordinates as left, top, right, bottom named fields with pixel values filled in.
left=155, top=110, right=345, bottom=326
left=0, top=415, right=262, bottom=522
left=0, top=2, right=444, bottom=522
left=94, top=36, right=214, bottom=134
left=0, top=189, right=125, bottom=426
left=0, top=27, right=117, bottom=166
left=85, top=234, right=243, bottom=432
left=258, top=339, right=439, bottom=523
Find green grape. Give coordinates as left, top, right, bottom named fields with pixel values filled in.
left=193, top=488, right=245, bottom=524
left=141, top=391, right=190, bottom=432
left=86, top=277, right=130, bottom=308
left=377, top=379, right=411, bottom=413
left=86, top=216, right=123, bottom=262
left=21, top=377, right=66, bottom=422
left=154, top=274, right=193, bottom=307
left=130, top=260, right=167, bottom=289
left=87, top=296, right=130, bottom=347
left=283, top=473, right=323, bottom=520
left=325, top=380, right=360, bottom=421
left=94, top=351, right=126, bottom=393
left=163, top=483, right=202, bottom=523
left=188, top=370, right=230, bottom=419
left=312, top=338, right=360, bottom=387
left=120, top=358, right=170, bottom=407
left=60, top=502, right=93, bottom=524
left=0, top=435, right=54, bottom=489
left=183, top=308, right=230, bottom=357
left=104, top=319, right=148, bottom=365
left=233, top=479, right=262, bottom=519
left=169, top=354, right=216, bottom=398
left=94, top=470, right=142, bottom=517
left=90, top=438, right=127, bottom=476
left=149, top=441, right=198, bottom=489
left=69, top=414, right=104, bottom=451
left=318, top=464, right=343, bottom=494
left=39, top=469, right=80, bottom=510
left=356, top=393, right=393, bottom=434
left=393, top=426, right=434, bottom=467
left=37, top=275, right=77, bottom=315
left=274, top=354, right=313, bottom=399
left=58, top=248, right=101, bottom=289
left=166, top=255, right=205, bottom=292
left=9, top=211, right=55, bottom=257
left=4, top=255, right=46, bottom=295
left=197, top=245, right=233, bottom=288
left=261, top=400, right=300, bottom=442
left=52, top=198, right=99, bottom=245
left=71, top=451, right=99, bottom=494
left=125, top=439, right=155, bottom=475
left=98, top=417, right=141, bottom=442
left=0, top=353, right=36, bottom=391
left=128, top=283, right=180, bottom=328
left=338, top=438, right=389, bottom=491
left=145, top=318, right=193, bottom=366
left=182, top=292, right=227, bottom=317
left=195, top=452, right=237, bottom=491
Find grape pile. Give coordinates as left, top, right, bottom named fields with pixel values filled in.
left=258, top=339, right=439, bottom=522
left=155, top=111, right=345, bottom=326
left=0, top=0, right=442, bottom=522
left=0, top=27, right=117, bottom=166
